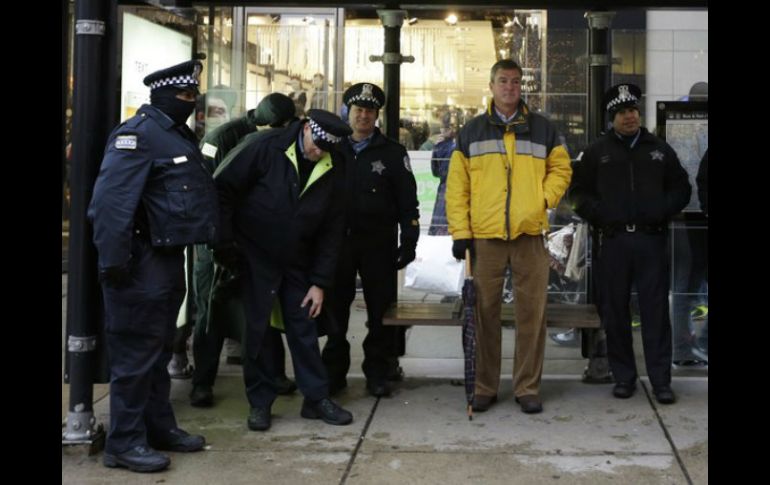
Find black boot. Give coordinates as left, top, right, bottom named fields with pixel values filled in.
left=300, top=398, right=353, bottom=425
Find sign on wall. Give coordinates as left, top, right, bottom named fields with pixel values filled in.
left=121, top=13, right=193, bottom=121
left=656, top=101, right=708, bottom=212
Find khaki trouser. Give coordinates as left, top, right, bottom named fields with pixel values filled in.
left=473, top=236, right=549, bottom=398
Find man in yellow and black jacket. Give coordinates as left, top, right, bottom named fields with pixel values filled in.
left=446, top=59, right=572, bottom=415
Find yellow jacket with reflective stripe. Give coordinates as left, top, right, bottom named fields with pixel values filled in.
left=446, top=100, right=572, bottom=240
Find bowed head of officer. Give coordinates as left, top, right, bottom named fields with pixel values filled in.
left=213, top=108, right=358, bottom=432
left=88, top=59, right=219, bottom=473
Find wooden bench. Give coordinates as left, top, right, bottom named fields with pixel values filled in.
left=383, top=301, right=600, bottom=328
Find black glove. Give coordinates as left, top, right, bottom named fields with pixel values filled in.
left=99, top=263, right=132, bottom=288
left=452, top=239, right=474, bottom=260
left=212, top=241, right=241, bottom=271
left=394, top=245, right=416, bottom=270
left=211, top=269, right=241, bottom=302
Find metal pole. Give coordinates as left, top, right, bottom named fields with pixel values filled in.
left=581, top=10, right=615, bottom=384
left=585, top=11, right=615, bottom=141
left=63, top=0, right=112, bottom=449
left=372, top=9, right=413, bottom=139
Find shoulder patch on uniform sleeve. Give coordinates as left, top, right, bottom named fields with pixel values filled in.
left=201, top=142, right=218, bottom=158
left=403, top=154, right=412, bottom=172
left=115, top=135, right=137, bottom=150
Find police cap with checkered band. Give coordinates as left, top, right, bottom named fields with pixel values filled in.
left=143, top=60, right=203, bottom=93
left=603, top=83, right=642, bottom=118
left=306, top=109, right=352, bottom=152
left=343, top=82, right=385, bottom=110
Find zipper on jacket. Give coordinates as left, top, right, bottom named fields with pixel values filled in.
left=505, top=160, right=512, bottom=240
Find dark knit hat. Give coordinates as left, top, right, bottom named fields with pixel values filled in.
left=254, top=93, right=297, bottom=127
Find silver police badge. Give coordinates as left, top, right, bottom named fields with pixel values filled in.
left=649, top=150, right=664, bottom=161
left=371, top=160, right=385, bottom=174
left=362, top=83, right=374, bottom=100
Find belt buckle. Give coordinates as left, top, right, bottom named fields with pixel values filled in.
left=625, top=224, right=636, bottom=232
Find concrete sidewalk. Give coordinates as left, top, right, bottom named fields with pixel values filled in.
left=62, top=275, right=708, bottom=484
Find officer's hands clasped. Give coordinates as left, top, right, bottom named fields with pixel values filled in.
left=394, top=245, right=416, bottom=270
left=452, top=239, right=474, bottom=260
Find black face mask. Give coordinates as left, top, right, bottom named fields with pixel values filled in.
left=151, top=86, right=196, bottom=125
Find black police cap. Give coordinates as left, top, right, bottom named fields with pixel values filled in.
left=306, top=109, right=353, bottom=152
left=143, top=60, right=203, bottom=92
left=254, top=93, right=297, bottom=127
left=343, top=82, right=385, bottom=109
left=603, top=83, right=642, bottom=115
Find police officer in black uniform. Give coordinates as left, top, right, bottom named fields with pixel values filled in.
left=569, top=83, right=691, bottom=405
left=321, top=83, right=420, bottom=398
left=214, top=109, right=354, bottom=432
left=190, top=93, right=298, bottom=407
left=88, top=60, right=219, bottom=472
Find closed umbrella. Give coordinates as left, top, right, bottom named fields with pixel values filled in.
left=461, top=248, right=477, bottom=420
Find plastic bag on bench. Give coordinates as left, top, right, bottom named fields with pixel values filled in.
left=404, top=235, right=465, bottom=295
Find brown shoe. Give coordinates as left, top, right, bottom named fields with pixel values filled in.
left=471, top=394, right=497, bottom=412
left=515, top=394, right=543, bottom=414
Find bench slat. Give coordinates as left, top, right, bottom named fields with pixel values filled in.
left=382, top=301, right=599, bottom=328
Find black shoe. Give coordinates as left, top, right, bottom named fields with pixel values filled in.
left=226, top=355, right=242, bottom=365
left=329, top=378, right=348, bottom=396
left=300, top=398, right=353, bottom=425
left=103, top=446, right=170, bottom=472
left=247, top=407, right=271, bottom=431
left=275, top=376, right=298, bottom=395
left=612, top=382, right=637, bottom=399
left=471, top=394, right=497, bottom=412
left=148, top=428, right=205, bottom=452
left=190, top=385, right=214, bottom=407
left=366, top=380, right=392, bottom=398
left=515, top=394, right=543, bottom=414
left=653, top=386, right=676, bottom=404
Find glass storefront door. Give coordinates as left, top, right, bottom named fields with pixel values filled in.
left=243, top=8, right=340, bottom=118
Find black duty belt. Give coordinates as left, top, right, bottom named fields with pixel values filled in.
left=600, top=223, right=665, bottom=236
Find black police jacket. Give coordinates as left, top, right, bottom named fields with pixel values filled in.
left=214, top=119, right=345, bottom=290
left=569, top=127, right=691, bottom=228
left=88, top=104, right=219, bottom=270
left=341, top=127, right=420, bottom=247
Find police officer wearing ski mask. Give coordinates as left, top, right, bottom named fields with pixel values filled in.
left=88, top=59, right=219, bottom=473
left=321, top=82, right=420, bottom=398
